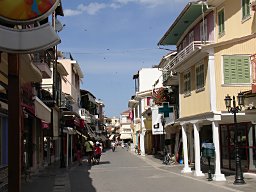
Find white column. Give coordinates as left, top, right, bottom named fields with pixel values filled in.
left=189, top=127, right=194, bottom=164
left=208, top=50, right=217, bottom=112
left=140, top=130, right=146, bottom=156
left=249, top=124, right=256, bottom=170
left=193, top=123, right=204, bottom=176
left=140, top=101, right=145, bottom=156
left=181, top=124, right=192, bottom=173
left=66, top=134, right=69, bottom=168
left=212, top=121, right=226, bottom=181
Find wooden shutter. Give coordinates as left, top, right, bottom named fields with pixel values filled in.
left=223, top=56, right=230, bottom=84
left=241, top=56, right=250, bottom=83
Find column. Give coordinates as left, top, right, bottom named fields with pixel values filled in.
left=193, top=123, right=204, bottom=176
left=189, top=127, right=194, bottom=164
left=212, top=121, right=226, bottom=181
left=181, top=124, right=192, bottom=173
left=8, top=53, right=21, bottom=191
left=140, top=102, right=145, bottom=156
left=140, top=130, right=146, bottom=156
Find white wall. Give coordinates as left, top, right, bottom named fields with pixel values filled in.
left=138, top=68, right=162, bottom=92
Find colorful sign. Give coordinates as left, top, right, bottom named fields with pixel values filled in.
left=0, top=0, right=59, bottom=24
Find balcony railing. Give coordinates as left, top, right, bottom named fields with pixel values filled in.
left=162, top=41, right=211, bottom=82
left=32, top=51, right=52, bottom=78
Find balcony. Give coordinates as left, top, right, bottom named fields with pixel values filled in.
left=162, top=41, right=211, bottom=81
left=32, top=51, right=52, bottom=78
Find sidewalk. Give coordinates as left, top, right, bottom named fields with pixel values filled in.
left=138, top=153, right=256, bottom=192
left=21, top=161, right=71, bottom=192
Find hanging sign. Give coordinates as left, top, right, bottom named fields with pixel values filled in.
left=0, top=0, right=59, bottom=24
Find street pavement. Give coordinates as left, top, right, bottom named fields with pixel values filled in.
left=21, top=147, right=256, bottom=192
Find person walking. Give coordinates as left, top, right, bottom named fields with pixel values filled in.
left=85, top=138, right=94, bottom=165
left=94, top=142, right=102, bottom=164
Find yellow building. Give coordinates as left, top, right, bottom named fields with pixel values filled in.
left=158, top=0, right=256, bottom=181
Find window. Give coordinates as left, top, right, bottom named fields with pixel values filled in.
left=218, top=9, right=225, bottom=36
left=223, top=55, right=250, bottom=84
left=242, top=0, right=250, bottom=20
left=184, top=71, right=191, bottom=95
left=146, top=97, right=151, bottom=106
left=200, top=19, right=208, bottom=42
left=196, top=63, right=205, bottom=89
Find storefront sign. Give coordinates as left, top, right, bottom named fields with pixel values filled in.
left=0, top=0, right=59, bottom=24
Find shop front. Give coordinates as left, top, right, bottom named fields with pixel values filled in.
left=219, top=122, right=256, bottom=172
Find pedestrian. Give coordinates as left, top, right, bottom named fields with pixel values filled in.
left=94, top=142, right=102, bottom=164
left=84, top=138, right=94, bottom=165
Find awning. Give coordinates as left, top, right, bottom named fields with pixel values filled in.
left=120, top=134, right=132, bottom=140
left=62, top=111, right=81, bottom=127
left=76, top=130, right=87, bottom=139
left=85, top=124, right=97, bottom=139
left=0, top=23, right=60, bottom=53
left=63, top=127, right=76, bottom=135
left=33, top=96, right=51, bottom=123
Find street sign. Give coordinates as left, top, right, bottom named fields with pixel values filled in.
left=158, top=102, right=173, bottom=118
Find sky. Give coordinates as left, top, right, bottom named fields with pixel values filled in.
left=58, top=0, right=190, bottom=118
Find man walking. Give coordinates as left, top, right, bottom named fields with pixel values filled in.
left=85, top=138, right=94, bottom=165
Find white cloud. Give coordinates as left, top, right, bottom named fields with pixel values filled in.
left=64, top=9, right=82, bottom=16
left=63, top=2, right=107, bottom=16
left=63, top=0, right=189, bottom=16
left=113, top=0, right=187, bottom=7
left=77, top=3, right=107, bottom=15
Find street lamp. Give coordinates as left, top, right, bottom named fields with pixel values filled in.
left=161, top=115, right=166, bottom=157
left=224, top=92, right=245, bottom=185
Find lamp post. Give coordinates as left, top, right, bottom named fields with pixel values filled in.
left=161, top=115, right=166, bottom=156
left=224, top=92, right=245, bottom=185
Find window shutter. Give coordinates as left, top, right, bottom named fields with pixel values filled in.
left=229, top=57, right=237, bottom=83
left=242, top=56, right=250, bottom=83
left=223, top=56, right=230, bottom=84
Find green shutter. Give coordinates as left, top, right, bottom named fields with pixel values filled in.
left=242, top=56, right=250, bottom=83
left=223, top=56, right=230, bottom=84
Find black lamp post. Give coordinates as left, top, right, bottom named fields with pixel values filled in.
left=161, top=115, right=166, bottom=156
left=224, top=92, right=245, bottom=185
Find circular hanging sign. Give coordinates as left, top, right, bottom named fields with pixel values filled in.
left=0, top=0, right=59, bottom=24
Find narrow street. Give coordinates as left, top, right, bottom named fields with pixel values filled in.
left=21, top=145, right=256, bottom=192
left=67, top=147, right=246, bottom=192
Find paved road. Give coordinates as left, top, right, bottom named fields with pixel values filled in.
left=22, top=146, right=256, bottom=192
left=68, top=147, right=244, bottom=192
